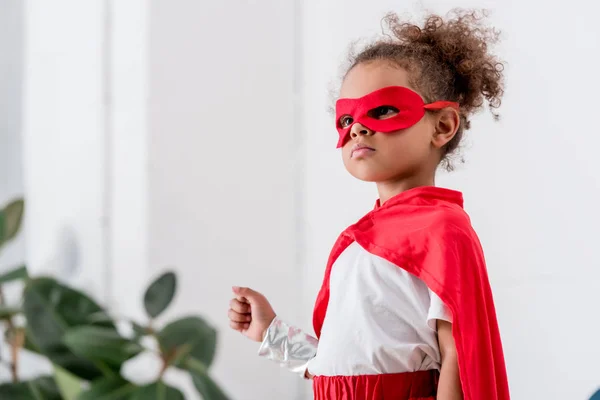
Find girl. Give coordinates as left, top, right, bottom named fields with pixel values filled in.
left=229, top=10, right=509, bottom=400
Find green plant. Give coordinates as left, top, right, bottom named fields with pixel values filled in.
left=0, top=198, right=230, bottom=399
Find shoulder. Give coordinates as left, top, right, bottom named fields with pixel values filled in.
left=384, top=199, right=475, bottom=236
left=426, top=205, right=479, bottom=244
left=427, top=207, right=485, bottom=261
left=369, top=200, right=479, bottom=245
left=398, top=203, right=480, bottom=249
left=432, top=204, right=475, bottom=235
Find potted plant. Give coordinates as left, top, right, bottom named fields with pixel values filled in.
left=0, top=198, right=230, bottom=399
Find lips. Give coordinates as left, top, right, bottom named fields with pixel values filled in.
left=351, top=143, right=376, bottom=158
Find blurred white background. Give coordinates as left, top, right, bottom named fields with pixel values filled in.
left=1, top=0, right=599, bottom=399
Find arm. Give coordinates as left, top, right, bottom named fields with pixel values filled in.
left=258, top=316, right=318, bottom=378
left=437, top=320, right=464, bottom=400
left=228, top=287, right=318, bottom=378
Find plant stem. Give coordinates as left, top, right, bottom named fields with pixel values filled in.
left=0, top=286, right=19, bottom=382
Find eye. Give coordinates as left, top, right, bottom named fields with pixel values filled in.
left=368, top=106, right=399, bottom=119
left=339, top=115, right=354, bottom=128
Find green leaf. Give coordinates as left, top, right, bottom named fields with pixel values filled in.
left=185, top=358, right=230, bottom=400
left=0, top=264, right=29, bottom=284
left=64, top=326, right=143, bottom=367
left=132, top=321, right=149, bottom=338
left=144, top=271, right=177, bottom=319
left=0, top=376, right=62, bottom=400
left=157, top=316, right=216, bottom=368
left=0, top=198, right=25, bottom=244
left=54, top=365, right=84, bottom=400
left=23, top=277, right=118, bottom=380
left=191, top=374, right=230, bottom=400
left=76, top=377, right=137, bottom=400
left=130, top=382, right=185, bottom=400
left=0, top=305, right=22, bottom=319
left=24, top=328, right=43, bottom=354
left=86, top=310, right=115, bottom=324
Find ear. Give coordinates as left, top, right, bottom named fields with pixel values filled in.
left=431, top=108, right=460, bottom=149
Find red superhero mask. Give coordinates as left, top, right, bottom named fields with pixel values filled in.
left=335, top=86, right=460, bottom=148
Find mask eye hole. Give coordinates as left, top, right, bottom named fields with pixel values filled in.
left=339, top=115, right=354, bottom=128
left=367, top=106, right=399, bottom=120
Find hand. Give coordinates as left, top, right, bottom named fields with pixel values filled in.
left=229, top=286, right=276, bottom=342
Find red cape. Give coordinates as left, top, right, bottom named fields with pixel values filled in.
left=313, top=186, right=510, bottom=400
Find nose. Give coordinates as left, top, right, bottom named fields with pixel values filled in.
left=350, top=123, right=374, bottom=140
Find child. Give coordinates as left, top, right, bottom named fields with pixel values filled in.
left=229, top=9, right=509, bottom=400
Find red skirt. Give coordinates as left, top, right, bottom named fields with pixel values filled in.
left=313, top=370, right=438, bottom=400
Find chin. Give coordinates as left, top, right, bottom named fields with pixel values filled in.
left=346, top=167, right=390, bottom=183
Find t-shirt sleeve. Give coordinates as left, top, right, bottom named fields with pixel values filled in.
left=427, top=289, right=453, bottom=330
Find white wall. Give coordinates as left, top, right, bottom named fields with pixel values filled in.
left=0, top=0, right=25, bottom=384
left=302, top=0, right=600, bottom=399
left=147, top=1, right=307, bottom=399
left=0, top=0, right=25, bottom=271
left=107, top=0, right=150, bottom=322
left=4, top=0, right=110, bottom=382
left=13, top=0, right=307, bottom=397
left=22, top=0, right=108, bottom=300
left=19, top=0, right=150, bottom=322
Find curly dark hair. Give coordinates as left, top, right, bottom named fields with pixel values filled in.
left=346, top=9, right=505, bottom=170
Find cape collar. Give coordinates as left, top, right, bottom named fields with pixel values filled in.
left=374, top=186, right=464, bottom=210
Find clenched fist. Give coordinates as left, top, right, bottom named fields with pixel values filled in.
left=229, top=286, right=276, bottom=342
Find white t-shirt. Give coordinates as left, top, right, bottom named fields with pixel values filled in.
left=307, top=242, right=452, bottom=376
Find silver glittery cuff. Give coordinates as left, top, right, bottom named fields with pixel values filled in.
left=258, top=316, right=318, bottom=376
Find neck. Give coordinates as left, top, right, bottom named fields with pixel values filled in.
left=376, top=172, right=435, bottom=205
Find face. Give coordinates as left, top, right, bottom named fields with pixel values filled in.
left=338, top=62, right=450, bottom=183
